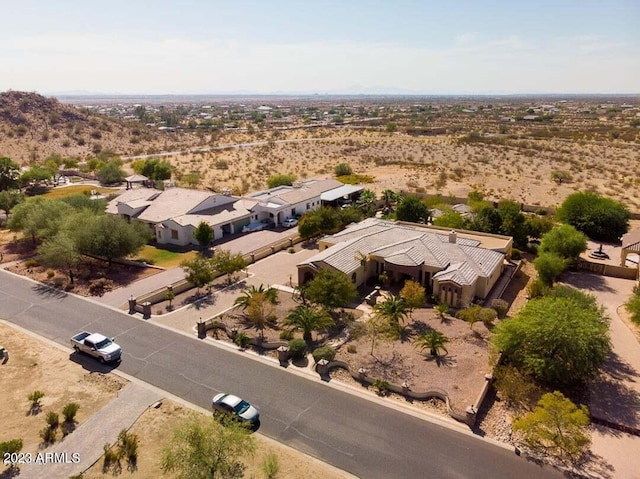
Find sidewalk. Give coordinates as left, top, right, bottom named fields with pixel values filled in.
left=19, top=383, right=162, bottom=479
left=96, top=267, right=187, bottom=308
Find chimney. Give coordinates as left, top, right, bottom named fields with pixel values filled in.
left=449, top=231, right=457, bottom=243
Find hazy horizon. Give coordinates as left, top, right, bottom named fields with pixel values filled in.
left=2, top=1, right=639, bottom=95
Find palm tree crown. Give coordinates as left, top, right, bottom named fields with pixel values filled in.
left=373, top=295, right=410, bottom=325
left=415, top=330, right=450, bottom=357
left=284, top=305, right=334, bottom=342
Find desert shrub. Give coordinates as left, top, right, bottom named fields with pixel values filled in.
left=279, top=330, right=294, bottom=341
left=46, top=269, right=55, bottom=278
left=511, top=248, right=522, bottom=260
left=234, top=332, right=251, bottom=349
left=215, top=160, right=228, bottom=170
left=347, top=344, right=357, bottom=354
left=334, top=163, right=353, bottom=176
left=24, top=258, right=39, bottom=268
left=490, top=299, right=509, bottom=319
left=261, top=453, right=280, bottom=479
left=288, top=247, right=295, bottom=254
left=40, top=425, right=56, bottom=444
left=493, top=365, right=541, bottom=410
left=89, top=278, right=113, bottom=295
left=28, top=390, right=45, bottom=414
left=117, top=429, right=139, bottom=465
left=63, top=402, right=80, bottom=423
left=46, top=412, right=60, bottom=429
left=288, top=338, right=307, bottom=360
left=53, top=277, right=64, bottom=288
left=527, top=278, right=550, bottom=299
left=0, top=438, right=23, bottom=459
left=372, top=379, right=390, bottom=396
left=103, top=443, right=121, bottom=473
left=312, top=346, right=336, bottom=363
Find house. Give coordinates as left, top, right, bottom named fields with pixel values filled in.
left=106, top=179, right=348, bottom=247
left=244, top=179, right=343, bottom=227
left=297, top=218, right=512, bottom=308
left=107, top=187, right=252, bottom=246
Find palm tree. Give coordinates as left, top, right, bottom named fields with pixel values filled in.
left=233, top=284, right=279, bottom=311
left=415, top=330, right=450, bottom=357
left=246, top=292, right=277, bottom=340
left=382, top=189, right=398, bottom=209
left=284, top=305, right=334, bottom=342
left=373, top=295, right=410, bottom=325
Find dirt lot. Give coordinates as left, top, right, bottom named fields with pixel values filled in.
left=0, top=321, right=350, bottom=479
left=81, top=400, right=349, bottom=479
left=0, top=321, right=127, bottom=456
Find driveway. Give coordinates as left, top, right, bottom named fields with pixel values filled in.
left=562, top=272, right=640, bottom=478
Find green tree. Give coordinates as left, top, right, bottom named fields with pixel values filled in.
left=625, top=288, right=640, bottom=325
left=210, top=249, right=247, bottom=284
left=433, top=209, right=467, bottom=229
left=0, top=157, right=20, bottom=191
left=0, top=189, right=24, bottom=218
left=513, top=391, right=590, bottom=463
left=399, top=280, right=425, bottom=314
left=61, top=194, right=107, bottom=214
left=97, top=161, right=124, bottom=185
left=396, top=195, right=430, bottom=224
left=539, top=225, right=587, bottom=260
left=525, top=215, right=554, bottom=240
left=374, top=294, right=410, bottom=325
left=469, top=204, right=502, bottom=234
left=284, top=305, right=334, bottom=342
left=557, top=191, right=630, bottom=242
left=381, top=189, right=398, bottom=209
left=533, top=252, right=567, bottom=286
left=266, top=174, right=296, bottom=188
left=493, top=365, right=541, bottom=410
left=246, top=291, right=277, bottom=340
left=193, top=221, right=214, bottom=252
left=415, top=330, right=450, bottom=357
left=19, top=166, right=54, bottom=187
left=38, top=232, right=81, bottom=284
left=357, top=189, right=376, bottom=215
left=550, top=169, right=572, bottom=184
left=137, top=158, right=172, bottom=180
left=75, top=215, right=150, bottom=267
left=233, top=284, right=279, bottom=311
left=366, top=312, right=394, bottom=358
left=304, top=269, right=357, bottom=311
left=334, top=163, right=353, bottom=176
left=181, top=257, right=215, bottom=294
left=161, top=414, right=255, bottom=479
left=298, top=214, right=322, bottom=240
left=493, top=293, right=610, bottom=388
left=8, top=197, right=73, bottom=244
left=498, top=200, right=527, bottom=247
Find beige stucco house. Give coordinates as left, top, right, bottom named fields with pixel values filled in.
left=297, top=218, right=513, bottom=308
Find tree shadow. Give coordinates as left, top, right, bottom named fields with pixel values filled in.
left=421, top=353, right=457, bottom=368
left=186, top=293, right=216, bottom=310
left=590, top=373, right=640, bottom=429
left=561, top=272, right=617, bottom=294
left=31, top=283, right=68, bottom=299
left=0, top=466, right=21, bottom=479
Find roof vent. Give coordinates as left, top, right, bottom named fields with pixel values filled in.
left=449, top=231, right=457, bottom=243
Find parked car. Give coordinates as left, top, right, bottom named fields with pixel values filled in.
left=242, top=222, right=267, bottom=233
left=282, top=217, right=298, bottom=228
left=70, top=331, right=122, bottom=364
left=212, top=393, right=260, bottom=424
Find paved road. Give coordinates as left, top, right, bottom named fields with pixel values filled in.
left=0, top=271, right=563, bottom=479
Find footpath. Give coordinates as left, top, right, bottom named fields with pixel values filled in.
left=19, top=383, right=162, bottom=479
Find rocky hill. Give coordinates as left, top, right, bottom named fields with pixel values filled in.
left=0, top=91, right=165, bottom=164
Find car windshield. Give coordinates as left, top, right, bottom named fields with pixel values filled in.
left=95, top=338, right=112, bottom=349
left=233, top=400, right=251, bottom=415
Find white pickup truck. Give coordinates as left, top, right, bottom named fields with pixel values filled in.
left=70, top=331, right=122, bottom=364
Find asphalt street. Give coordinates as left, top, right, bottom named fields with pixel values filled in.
left=0, top=270, right=565, bottom=479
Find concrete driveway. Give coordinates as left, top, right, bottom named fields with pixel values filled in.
left=561, top=272, right=640, bottom=479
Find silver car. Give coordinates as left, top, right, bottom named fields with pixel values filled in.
left=212, top=393, right=260, bottom=424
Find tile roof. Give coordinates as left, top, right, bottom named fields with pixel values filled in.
left=105, top=188, right=161, bottom=214
left=136, top=188, right=216, bottom=223
left=246, top=179, right=343, bottom=208
left=301, top=218, right=505, bottom=287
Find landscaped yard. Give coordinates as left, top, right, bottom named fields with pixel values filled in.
left=134, top=245, right=198, bottom=269
left=42, top=184, right=121, bottom=199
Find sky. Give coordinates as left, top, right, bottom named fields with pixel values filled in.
left=1, top=0, right=638, bottom=95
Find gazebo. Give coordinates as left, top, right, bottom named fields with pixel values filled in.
left=124, top=174, right=149, bottom=190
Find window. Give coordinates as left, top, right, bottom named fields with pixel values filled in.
left=351, top=273, right=357, bottom=283
left=291, top=208, right=295, bottom=216
left=171, top=229, right=179, bottom=240
left=306, top=203, right=310, bottom=210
